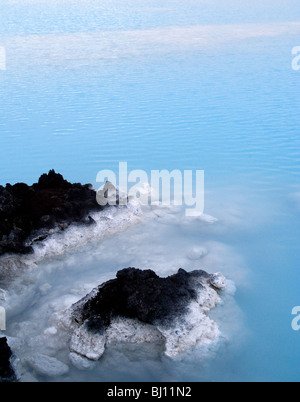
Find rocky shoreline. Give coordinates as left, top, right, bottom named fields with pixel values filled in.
left=0, top=170, right=108, bottom=257
left=0, top=171, right=137, bottom=285
left=0, top=172, right=229, bottom=381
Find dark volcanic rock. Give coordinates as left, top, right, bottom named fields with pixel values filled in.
left=69, top=268, right=226, bottom=360
left=73, top=268, right=219, bottom=329
left=0, top=170, right=109, bottom=256
left=0, top=337, right=16, bottom=382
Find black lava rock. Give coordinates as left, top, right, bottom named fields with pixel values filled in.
left=74, top=268, right=211, bottom=330
left=0, top=170, right=111, bottom=256
left=0, top=337, right=16, bottom=382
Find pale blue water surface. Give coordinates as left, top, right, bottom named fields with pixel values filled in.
left=1, top=0, right=300, bottom=382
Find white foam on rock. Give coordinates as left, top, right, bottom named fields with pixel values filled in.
left=155, top=273, right=226, bottom=358
left=106, top=318, right=164, bottom=345
left=158, top=303, right=220, bottom=358
left=33, top=201, right=143, bottom=260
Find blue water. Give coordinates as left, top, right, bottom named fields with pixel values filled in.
left=1, top=0, right=300, bottom=382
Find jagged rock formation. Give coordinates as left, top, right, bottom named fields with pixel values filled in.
left=0, top=170, right=112, bottom=256
left=67, top=268, right=226, bottom=360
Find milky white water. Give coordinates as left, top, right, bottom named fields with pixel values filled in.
left=0, top=191, right=251, bottom=382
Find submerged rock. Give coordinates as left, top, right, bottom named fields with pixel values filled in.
left=0, top=337, right=17, bottom=382
left=0, top=170, right=118, bottom=259
left=25, top=353, right=69, bottom=377
left=69, top=352, right=96, bottom=371
left=67, top=268, right=226, bottom=360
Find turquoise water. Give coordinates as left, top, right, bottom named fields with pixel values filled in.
left=1, top=0, right=300, bottom=382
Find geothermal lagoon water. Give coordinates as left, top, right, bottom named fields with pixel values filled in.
left=1, top=0, right=300, bottom=382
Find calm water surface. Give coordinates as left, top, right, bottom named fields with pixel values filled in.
left=1, top=0, right=300, bottom=382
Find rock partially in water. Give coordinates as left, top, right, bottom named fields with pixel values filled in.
left=69, top=352, right=96, bottom=371
left=186, top=246, right=208, bottom=260
left=68, top=268, right=227, bottom=360
left=0, top=337, right=17, bottom=382
left=209, top=273, right=227, bottom=290
left=70, top=323, right=106, bottom=361
left=0, top=170, right=115, bottom=258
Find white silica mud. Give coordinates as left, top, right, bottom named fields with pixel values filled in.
left=0, top=192, right=247, bottom=382
left=0, top=198, right=143, bottom=284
